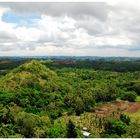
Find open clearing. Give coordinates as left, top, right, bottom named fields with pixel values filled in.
left=95, top=100, right=140, bottom=117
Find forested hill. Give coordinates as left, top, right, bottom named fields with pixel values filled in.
left=0, top=60, right=140, bottom=138
left=0, top=60, right=58, bottom=91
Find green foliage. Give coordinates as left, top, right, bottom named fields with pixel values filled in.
left=129, top=81, right=140, bottom=95
left=47, top=59, right=140, bottom=72
left=0, top=59, right=139, bottom=137
left=47, top=119, right=67, bottom=138
left=14, top=112, right=48, bottom=138
left=94, top=83, right=118, bottom=102
left=123, top=119, right=140, bottom=138
left=136, top=96, right=140, bottom=102
left=121, top=91, right=137, bottom=102
left=64, top=94, right=84, bottom=115
left=111, top=120, right=127, bottom=136
left=120, top=113, right=130, bottom=125
left=101, top=113, right=131, bottom=138
left=0, top=103, right=50, bottom=138
left=0, top=60, right=58, bottom=91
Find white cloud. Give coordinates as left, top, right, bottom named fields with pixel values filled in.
left=0, top=2, right=140, bottom=56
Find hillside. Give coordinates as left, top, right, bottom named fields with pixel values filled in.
left=0, top=60, right=58, bottom=91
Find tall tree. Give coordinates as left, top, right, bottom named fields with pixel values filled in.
left=66, top=120, right=77, bottom=138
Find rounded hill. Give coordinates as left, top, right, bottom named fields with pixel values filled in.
left=0, top=60, right=58, bottom=91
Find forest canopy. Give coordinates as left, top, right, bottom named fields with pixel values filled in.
left=0, top=58, right=139, bottom=138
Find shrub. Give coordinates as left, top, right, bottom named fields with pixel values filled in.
left=120, top=113, right=130, bottom=125
left=121, top=91, right=137, bottom=102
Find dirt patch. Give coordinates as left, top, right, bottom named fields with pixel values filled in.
left=95, top=101, right=140, bottom=117
left=125, top=102, right=140, bottom=113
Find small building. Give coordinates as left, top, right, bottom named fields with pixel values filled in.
left=81, top=130, right=91, bottom=137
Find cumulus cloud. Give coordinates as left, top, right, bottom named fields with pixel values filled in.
left=0, top=1, right=139, bottom=56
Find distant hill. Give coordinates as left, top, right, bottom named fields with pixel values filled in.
left=0, top=60, right=58, bottom=91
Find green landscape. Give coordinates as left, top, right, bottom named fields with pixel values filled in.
left=0, top=57, right=140, bottom=138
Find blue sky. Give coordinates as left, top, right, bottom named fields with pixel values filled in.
left=2, top=12, right=40, bottom=27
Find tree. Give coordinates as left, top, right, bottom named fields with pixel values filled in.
left=67, top=120, right=77, bottom=138
left=15, top=112, right=43, bottom=138
left=64, top=94, right=84, bottom=115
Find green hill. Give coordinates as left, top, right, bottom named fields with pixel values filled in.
left=0, top=60, right=58, bottom=91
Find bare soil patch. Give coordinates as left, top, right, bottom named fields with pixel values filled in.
left=95, top=100, right=140, bottom=117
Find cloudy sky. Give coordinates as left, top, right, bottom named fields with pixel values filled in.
left=0, top=1, right=140, bottom=56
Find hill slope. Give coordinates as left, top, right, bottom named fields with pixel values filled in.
left=0, top=60, right=58, bottom=91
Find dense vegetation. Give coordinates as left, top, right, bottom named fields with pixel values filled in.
left=0, top=59, right=140, bottom=138
left=46, top=59, right=140, bottom=72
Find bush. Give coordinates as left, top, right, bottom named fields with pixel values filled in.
left=111, top=120, right=127, bottom=136
left=121, top=91, right=137, bottom=102
left=120, top=113, right=130, bottom=125
left=102, top=119, right=127, bottom=137
left=47, top=119, right=67, bottom=138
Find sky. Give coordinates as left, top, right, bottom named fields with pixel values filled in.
left=0, top=1, right=140, bottom=56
